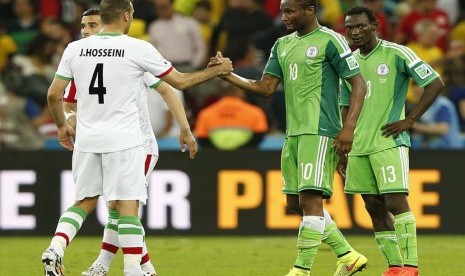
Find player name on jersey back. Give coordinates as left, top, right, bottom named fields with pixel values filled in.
left=79, top=48, right=125, bottom=57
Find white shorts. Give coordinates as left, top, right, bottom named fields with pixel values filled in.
left=72, top=146, right=149, bottom=204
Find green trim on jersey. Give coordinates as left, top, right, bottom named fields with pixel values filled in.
left=55, top=74, right=72, bottom=81
left=95, top=32, right=123, bottom=36
left=264, top=26, right=360, bottom=137
left=340, top=40, right=440, bottom=155
left=149, top=79, right=163, bottom=89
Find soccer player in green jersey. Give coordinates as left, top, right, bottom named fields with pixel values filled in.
left=210, top=1, right=367, bottom=275
left=340, top=6, right=445, bottom=276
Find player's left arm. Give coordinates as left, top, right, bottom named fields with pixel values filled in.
left=47, top=77, right=75, bottom=151
left=382, top=78, right=445, bottom=137
left=155, top=81, right=198, bottom=159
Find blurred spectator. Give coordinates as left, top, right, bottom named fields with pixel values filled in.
left=319, top=0, right=343, bottom=27
left=193, top=0, right=215, bottom=65
left=128, top=18, right=149, bottom=41
left=0, top=78, right=44, bottom=150
left=450, top=15, right=465, bottom=46
left=0, top=0, right=14, bottom=22
left=149, top=0, right=206, bottom=70
left=174, top=0, right=225, bottom=24
left=443, top=42, right=465, bottom=131
left=39, top=0, right=60, bottom=19
left=5, top=33, right=57, bottom=106
left=412, top=86, right=462, bottom=149
left=40, top=17, right=72, bottom=60
left=211, top=0, right=273, bottom=61
left=194, top=81, right=268, bottom=150
left=0, top=19, right=17, bottom=73
left=7, top=0, right=40, bottom=54
left=146, top=85, right=185, bottom=137
left=436, top=0, right=459, bottom=24
left=395, top=0, right=451, bottom=51
left=406, top=19, right=444, bottom=103
left=132, top=0, right=157, bottom=24
left=261, top=0, right=281, bottom=19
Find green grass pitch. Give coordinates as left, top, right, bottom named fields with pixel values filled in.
left=1, top=235, right=464, bottom=275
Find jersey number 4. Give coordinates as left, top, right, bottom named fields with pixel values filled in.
left=89, top=63, right=107, bottom=104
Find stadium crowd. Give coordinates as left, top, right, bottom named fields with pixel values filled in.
left=1, top=0, right=465, bottom=150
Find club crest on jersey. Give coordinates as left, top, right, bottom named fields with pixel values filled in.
left=376, top=64, right=390, bottom=75
left=306, top=46, right=319, bottom=58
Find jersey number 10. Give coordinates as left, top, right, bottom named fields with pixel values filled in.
left=89, top=63, right=107, bottom=104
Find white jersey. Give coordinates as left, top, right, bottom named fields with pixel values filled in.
left=140, top=73, right=160, bottom=156
left=56, top=33, right=173, bottom=153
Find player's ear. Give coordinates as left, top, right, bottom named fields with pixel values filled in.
left=372, top=20, right=380, bottom=31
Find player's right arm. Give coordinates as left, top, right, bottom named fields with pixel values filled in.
left=48, top=77, right=75, bottom=151
left=161, top=63, right=233, bottom=91
left=209, top=44, right=282, bottom=98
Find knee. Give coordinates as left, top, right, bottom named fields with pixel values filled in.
left=75, top=196, right=98, bottom=214
left=363, top=196, right=387, bottom=218
left=384, top=194, right=410, bottom=215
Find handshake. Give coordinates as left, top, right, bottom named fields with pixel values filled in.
left=207, top=51, right=233, bottom=76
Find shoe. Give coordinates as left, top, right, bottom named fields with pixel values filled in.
left=382, top=267, right=403, bottom=276
left=333, top=251, right=368, bottom=276
left=398, top=267, right=419, bottom=276
left=284, top=267, right=310, bottom=276
left=42, top=248, right=65, bottom=276
left=142, top=267, right=157, bottom=276
left=81, top=262, right=107, bottom=276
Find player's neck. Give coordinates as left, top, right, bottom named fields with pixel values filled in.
left=360, top=37, right=379, bottom=55
left=297, top=20, right=320, bottom=37
left=101, top=23, right=124, bottom=35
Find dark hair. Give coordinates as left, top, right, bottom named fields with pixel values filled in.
left=296, top=0, right=318, bottom=10
left=82, top=8, right=100, bottom=17
left=345, top=6, right=377, bottom=22
left=99, top=0, right=132, bottom=24
left=25, top=33, right=57, bottom=60
left=195, top=0, right=212, bottom=11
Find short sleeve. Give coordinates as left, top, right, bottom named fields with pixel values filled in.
left=143, top=72, right=163, bottom=89
left=395, top=44, right=439, bottom=87
left=263, top=40, right=283, bottom=80
left=55, top=44, right=73, bottom=80
left=137, top=41, right=174, bottom=78
left=326, top=39, right=360, bottom=79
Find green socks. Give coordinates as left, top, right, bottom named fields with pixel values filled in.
left=295, top=226, right=324, bottom=269
left=394, top=211, right=418, bottom=267
left=322, top=221, right=352, bottom=256
left=375, top=231, right=403, bottom=267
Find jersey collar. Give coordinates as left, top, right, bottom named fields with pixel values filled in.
left=358, top=39, right=382, bottom=60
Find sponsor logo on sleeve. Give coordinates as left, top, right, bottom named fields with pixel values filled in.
left=346, top=55, right=359, bottom=70
left=414, top=64, right=433, bottom=79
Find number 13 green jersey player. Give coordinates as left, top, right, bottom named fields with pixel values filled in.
left=340, top=6, right=445, bottom=276
left=214, top=1, right=367, bottom=275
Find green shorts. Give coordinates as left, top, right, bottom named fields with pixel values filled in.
left=281, top=135, right=337, bottom=198
left=345, top=146, right=410, bottom=195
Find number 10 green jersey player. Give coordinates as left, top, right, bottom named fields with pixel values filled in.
left=211, top=0, right=367, bottom=275
left=340, top=6, right=445, bottom=276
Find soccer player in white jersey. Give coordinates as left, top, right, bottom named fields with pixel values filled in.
left=60, top=9, right=177, bottom=276
left=42, top=0, right=232, bottom=275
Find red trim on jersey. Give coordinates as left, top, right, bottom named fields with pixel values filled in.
left=54, top=232, right=70, bottom=246
left=144, top=155, right=151, bottom=175
left=140, top=253, right=151, bottom=264
left=122, top=247, right=143, bottom=254
left=64, top=81, right=77, bottom=103
left=157, top=66, right=174, bottom=78
left=102, top=242, right=119, bottom=254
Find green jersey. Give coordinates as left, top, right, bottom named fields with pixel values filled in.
left=264, top=26, right=361, bottom=137
left=340, top=40, right=439, bottom=155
